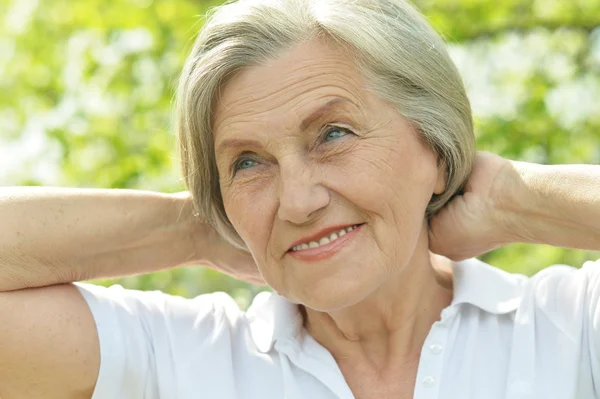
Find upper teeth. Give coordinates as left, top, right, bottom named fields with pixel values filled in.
left=291, top=225, right=360, bottom=252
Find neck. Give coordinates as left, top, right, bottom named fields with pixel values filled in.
left=303, top=228, right=453, bottom=372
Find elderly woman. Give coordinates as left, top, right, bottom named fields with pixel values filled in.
left=1, top=0, right=599, bottom=398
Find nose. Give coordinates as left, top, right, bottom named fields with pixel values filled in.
left=277, top=159, right=330, bottom=225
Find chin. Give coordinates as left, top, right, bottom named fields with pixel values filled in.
left=291, top=276, right=378, bottom=312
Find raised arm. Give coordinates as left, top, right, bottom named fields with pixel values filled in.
left=0, top=187, right=260, bottom=398
left=0, top=187, right=200, bottom=292
left=0, top=188, right=198, bottom=398
left=428, top=152, right=600, bottom=260
left=504, top=160, right=600, bottom=250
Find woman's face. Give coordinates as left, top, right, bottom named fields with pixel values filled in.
left=213, top=38, right=445, bottom=311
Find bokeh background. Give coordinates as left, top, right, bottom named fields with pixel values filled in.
left=1, top=0, right=599, bottom=308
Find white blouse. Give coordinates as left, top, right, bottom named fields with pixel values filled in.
left=75, top=257, right=600, bottom=399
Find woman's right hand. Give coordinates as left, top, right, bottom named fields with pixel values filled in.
left=195, top=219, right=265, bottom=285
left=173, top=191, right=264, bottom=285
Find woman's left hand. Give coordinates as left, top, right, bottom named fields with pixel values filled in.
left=428, top=152, right=516, bottom=260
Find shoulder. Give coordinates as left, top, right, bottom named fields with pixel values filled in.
left=523, top=259, right=600, bottom=304
left=518, top=259, right=600, bottom=342
left=74, top=283, right=267, bottom=398
left=75, top=282, right=245, bottom=331
left=450, top=257, right=600, bottom=331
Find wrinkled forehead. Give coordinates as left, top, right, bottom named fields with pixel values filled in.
left=211, top=39, right=370, bottom=142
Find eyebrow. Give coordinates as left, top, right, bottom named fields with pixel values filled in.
left=299, top=97, right=352, bottom=131
left=215, top=97, right=353, bottom=156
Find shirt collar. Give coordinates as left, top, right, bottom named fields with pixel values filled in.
left=247, top=257, right=526, bottom=353
left=246, top=290, right=304, bottom=353
left=450, top=257, right=525, bottom=314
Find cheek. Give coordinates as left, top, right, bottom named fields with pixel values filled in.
left=223, top=186, right=286, bottom=290
left=320, top=138, right=437, bottom=249
left=326, top=138, right=435, bottom=203
left=221, top=181, right=277, bottom=255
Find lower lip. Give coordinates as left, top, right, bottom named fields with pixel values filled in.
left=287, top=224, right=364, bottom=262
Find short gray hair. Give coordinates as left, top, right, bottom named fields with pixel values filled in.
left=176, top=0, right=475, bottom=250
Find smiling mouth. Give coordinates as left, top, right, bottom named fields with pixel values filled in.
left=288, top=223, right=364, bottom=253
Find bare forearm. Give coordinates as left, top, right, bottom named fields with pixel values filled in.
left=0, top=187, right=200, bottom=291
left=502, top=162, right=600, bottom=250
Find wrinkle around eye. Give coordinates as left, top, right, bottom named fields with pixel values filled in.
left=221, top=173, right=268, bottom=197
left=313, top=130, right=361, bottom=162
left=225, top=161, right=273, bottom=188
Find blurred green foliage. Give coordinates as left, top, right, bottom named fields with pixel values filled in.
left=1, top=0, right=599, bottom=306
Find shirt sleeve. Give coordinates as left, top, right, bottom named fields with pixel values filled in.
left=74, top=282, right=243, bottom=399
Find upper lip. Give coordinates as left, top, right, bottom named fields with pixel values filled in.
left=287, top=223, right=362, bottom=251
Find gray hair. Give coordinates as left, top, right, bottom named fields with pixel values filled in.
left=176, top=0, right=475, bottom=250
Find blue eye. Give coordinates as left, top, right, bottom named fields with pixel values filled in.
left=239, top=159, right=257, bottom=169
left=322, top=126, right=351, bottom=142
left=233, top=157, right=258, bottom=174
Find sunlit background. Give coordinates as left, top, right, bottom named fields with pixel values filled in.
left=1, top=0, right=599, bottom=307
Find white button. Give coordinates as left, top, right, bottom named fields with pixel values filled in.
left=429, top=344, right=444, bottom=354
left=423, top=376, right=435, bottom=387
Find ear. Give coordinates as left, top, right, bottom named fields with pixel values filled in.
left=433, top=159, right=447, bottom=195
